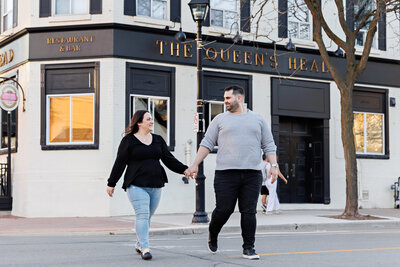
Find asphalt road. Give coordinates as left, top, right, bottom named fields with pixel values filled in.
left=1, top=229, right=400, bottom=266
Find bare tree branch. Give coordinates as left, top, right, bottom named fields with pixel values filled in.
left=310, top=7, right=347, bottom=91
left=355, top=0, right=382, bottom=77
left=334, top=0, right=353, bottom=40
left=306, top=0, right=347, bottom=50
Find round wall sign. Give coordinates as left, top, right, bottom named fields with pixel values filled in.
left=0, top=83, right=19, bottom=112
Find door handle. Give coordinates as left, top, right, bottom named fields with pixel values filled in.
left=292, top=163, right=296, bottom=178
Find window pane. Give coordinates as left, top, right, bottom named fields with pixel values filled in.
left=72, top=96, right=93, bottom=142
left=1, top=110, right=16, bottom=149
left=224, top=11, right=238, bottom=29
left=299, top=24, right=310, bottom=40
left=133, top=97, right=148, bottom=114
left=50, top=97, right=70, bottom=143
left=210, top=9, right=223, bottom=27
left=288, top=21, right=299, bottom=39
left=211, top=103, right=223, bottom=121
left=353, top=113, right=364, bottom=153
left=152, top=99, right=168, bottom=141
left=356, top=32, right=365, bottom=46
left=3, top=14, right=11, bottom=31
left=366, top=114, right=383, bottom=153
left=211, top=0, right=237, bottom=11
left=354, top=0, right=373, bottom=30
left=288, top=0, right=309, bottom=23
left=72, top=0, right=89, bottom=14
left=152, top=0, right=167, bottom=20
left=55, top=0, right=70, bottom=15
left=4, top=0, right=12, bottom=11
left=138, top=0, right=151, bottom=16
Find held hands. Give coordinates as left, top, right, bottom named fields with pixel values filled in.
left=184, top=165, right=198, bottom=179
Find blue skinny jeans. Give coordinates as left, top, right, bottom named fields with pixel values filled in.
left=126, top=185, right=162, bottom=250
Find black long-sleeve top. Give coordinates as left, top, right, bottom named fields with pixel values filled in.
left=107, top=134, right=188, bottom=189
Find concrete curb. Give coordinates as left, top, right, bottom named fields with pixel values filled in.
left=144, top=219, right=400, bottom=237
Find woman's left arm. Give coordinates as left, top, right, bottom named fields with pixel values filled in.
left=160, top=138, right=188, bottom=174
left=278, top=167, right=288, bottom=184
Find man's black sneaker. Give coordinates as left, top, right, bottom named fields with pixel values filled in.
left=141, top=251, right=152, bottom=260
left=207, top=236, right=218, bottom=254
left=135, top=247, right=141, bottom=254
left=242, top=248, right=260, bottom=260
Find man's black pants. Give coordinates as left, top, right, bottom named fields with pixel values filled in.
left=209, top=169, right=262, bottom=250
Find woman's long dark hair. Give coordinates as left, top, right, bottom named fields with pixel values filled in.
left=125, top=110, right=149, bottom=136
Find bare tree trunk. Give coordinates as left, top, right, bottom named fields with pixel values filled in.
left=339, top=84, right=360, bottom=217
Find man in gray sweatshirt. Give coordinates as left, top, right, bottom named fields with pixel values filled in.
left=187, top=85, right=278, bottom=260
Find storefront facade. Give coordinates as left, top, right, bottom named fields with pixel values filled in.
left=0, top=1, right=399, bottom=217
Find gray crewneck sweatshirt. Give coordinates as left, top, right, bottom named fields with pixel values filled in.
left=200, top=110, right=276, bottom=170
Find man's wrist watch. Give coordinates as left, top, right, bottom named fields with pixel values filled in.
left=271, top=163, right=278, bottom=168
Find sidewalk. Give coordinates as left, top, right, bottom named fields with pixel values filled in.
left=1, top=209, right=400, bottom=236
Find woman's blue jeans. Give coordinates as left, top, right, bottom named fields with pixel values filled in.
left=126, top=185, right=162, bottom=249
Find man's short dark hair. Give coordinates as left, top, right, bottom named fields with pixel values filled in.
left=224, top=85, right=244, bottom=96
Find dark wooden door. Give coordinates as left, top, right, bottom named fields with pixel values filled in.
left=278, top=117, right=324, bottom=203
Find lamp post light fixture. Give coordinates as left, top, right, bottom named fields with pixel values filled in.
left=334, top=45, right=344, bottom=57
left=285, top=38, right=296, bottom=51
left=188, top=0, right=210, bottom=224
left=229, top=22, right=243, bottom=44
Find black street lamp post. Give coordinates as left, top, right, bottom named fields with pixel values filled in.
left=188, top=0, right=210, bottom=223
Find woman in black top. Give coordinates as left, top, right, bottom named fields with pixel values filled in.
left=107, top=110, right=189, bottom=260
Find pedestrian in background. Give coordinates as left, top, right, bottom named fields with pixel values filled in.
left=264, top=156, right=288, bottom=214
left=186, top=85, right=278, bottom=260
left=107, top=110, right=189, bottom=260
left=260, top=154, right=270, bottom=213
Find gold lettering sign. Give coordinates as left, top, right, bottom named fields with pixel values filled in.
left=155, top=40, right=331, bottom=76
left=206, top=47, right=217, bottom=62
left=170, top=42, right=179, bottom=56
left=0, top=49, right=14, bottom=67
left=220, top=48, right=229, bottom=62
left=233, top=50, right=241, bottom=64
left=244, top=51, right=252, bottom=65
left=288, top=57, right=297, bottom=70
left=310, top=59, right=319, bottom=72
left=270, top=55, right=278, bottom=69
left=289, top=56, right=329, bottom=73
left=184, top=44, right=193, bottom=58
left=300, top=58, right=307, bottom=71
left=255, top=53, right=264, bottom=66
left=156, top=40, right=167, bottom=55
left=47, top=35, right=94, bottom=53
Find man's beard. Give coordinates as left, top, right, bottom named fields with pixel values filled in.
left=226, top=100, right=240, bottom=112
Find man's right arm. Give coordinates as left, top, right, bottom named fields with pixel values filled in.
left=186, top=114, right=220, bottom=178
left=187, top=146, right=210, bottom=178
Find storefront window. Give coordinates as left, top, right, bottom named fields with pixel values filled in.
left=137, top=0, right=167, bottom=20
left=48, top=95, right=94, bottom=144
left=54, top=0, right=89, bottom=15
left=353, top=112, right=384, bottom=154
left=131, top=95, right=169, bottom=144
left=210, top=0, right=239, bottom=28
left=42, top=62, right=99, bottom=149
